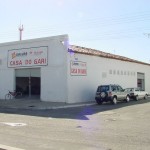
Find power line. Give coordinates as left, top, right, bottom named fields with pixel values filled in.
left=1, top=11, right=150, bottom=42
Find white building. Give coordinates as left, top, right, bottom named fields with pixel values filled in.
left=0, top=34, right=149, bottom=103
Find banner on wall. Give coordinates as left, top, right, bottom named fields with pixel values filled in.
left=70, top=61, right=87, bottom=76
left=7, top=46, right=48, bottom=68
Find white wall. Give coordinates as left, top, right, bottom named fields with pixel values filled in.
left=1, top=35, right=150, bottom=103
left=41, top=38, right=68, bottom=102
left=0, top=35, right=68, bottom=102
left=67, top=53, right=150, bottom=103
left=0, top=69, right=15, bottom=99
left=0, top=43, right=16, bottom=99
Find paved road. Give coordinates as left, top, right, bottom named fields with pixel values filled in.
left=0, top=99, right=150, bottom=150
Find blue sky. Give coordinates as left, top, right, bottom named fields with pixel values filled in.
left=1, top=0, right=150, bottom=63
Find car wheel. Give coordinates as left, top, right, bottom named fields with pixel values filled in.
left=126, top=95, right=130, bottom=102
left=96, top=99, right=102, bottom=105
left=144, top=94, right=148, bottom=100
left=112, top=97, right=117, bottom=105
left=135, top=95, right=139, bottom=101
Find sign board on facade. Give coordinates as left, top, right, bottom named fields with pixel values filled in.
left=70, top=61, right=87, bottom=76
left=7, top=46, right=48, bottom=68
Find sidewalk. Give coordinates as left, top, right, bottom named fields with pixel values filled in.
left=0, top=98, right=96, bottom=110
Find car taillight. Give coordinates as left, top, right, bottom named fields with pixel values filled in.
left=108, top=92, right=112, bottom=96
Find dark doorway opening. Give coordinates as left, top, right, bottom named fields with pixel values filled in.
left=15, top=68, right=41, bottom=99
left=16, top=77, right=41, bottom=96
left=31, top=77, right=40, bottom=95
left=16, top=77, right=28, bottom=94
left=137, top=72, right=145, bottom=90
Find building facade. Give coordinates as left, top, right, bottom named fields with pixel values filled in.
left=0, top=34, right=149, bottom=103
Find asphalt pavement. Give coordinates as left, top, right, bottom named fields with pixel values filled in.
left=0, top=98, right=150, bottom=150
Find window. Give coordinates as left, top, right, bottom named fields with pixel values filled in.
left=97, top=86, right=109, bottom=92
left=117, top=86, right=123, bottom=92
left=135, top=88, right=140, bottom=91
left=109, top=70, right=112, bottom=74
left=121, top=70, right=123, bottom=75
left=111, top=85, right=117, bottom=91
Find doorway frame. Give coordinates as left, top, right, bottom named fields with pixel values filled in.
left=15, top=68, right=41, bottom=99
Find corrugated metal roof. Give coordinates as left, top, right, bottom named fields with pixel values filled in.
left=69, top=45, right=150, bottom=66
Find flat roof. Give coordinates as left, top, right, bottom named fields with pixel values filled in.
left=69, top=45, right=150, bottom=66
left=0, top=34, right=68, bottom=47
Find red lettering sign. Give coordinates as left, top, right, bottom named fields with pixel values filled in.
left=70, top=61, right=87, bottom=76
left=8, top=46, right=48, bottom=68
left=10, top=60, right=22, bottom=66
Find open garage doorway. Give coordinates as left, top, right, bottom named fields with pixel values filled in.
left=137, top=72, right=145, bottom=90
left=15, top=68, right=41, bottom=99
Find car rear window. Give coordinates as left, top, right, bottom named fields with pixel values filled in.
left=97, top=86, right=109, bottom=92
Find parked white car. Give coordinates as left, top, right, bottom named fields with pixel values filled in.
left=125, top=87, right=149, bottom=101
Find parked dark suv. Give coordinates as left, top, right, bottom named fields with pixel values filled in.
left=95, top=84, right=130, bottom=104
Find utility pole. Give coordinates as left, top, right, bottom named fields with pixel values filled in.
left=19, top=24, right=24, bottom=41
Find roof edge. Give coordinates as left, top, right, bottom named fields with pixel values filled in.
left=69, top=45, right=150, bottom=66
left=0, top=34, right=68, bottom=47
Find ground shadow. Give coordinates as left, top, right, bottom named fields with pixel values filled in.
left=0, top=98, right=150, bottom=120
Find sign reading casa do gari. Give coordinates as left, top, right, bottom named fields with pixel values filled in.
left=70, top=61, right=87, bottom=76
left=8, top=46, right=48, bottom=68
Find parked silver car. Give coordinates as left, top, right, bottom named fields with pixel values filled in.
left=95, top=84, right=130, bottom=105
left=124, top=87, right=149, bottom=101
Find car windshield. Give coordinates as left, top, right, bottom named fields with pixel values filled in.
left=97, top=85, right=109, bottom=92
left=125, top=88, right=134, bottom=92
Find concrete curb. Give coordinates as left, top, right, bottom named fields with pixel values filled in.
left=0, top=102, right=96, bottom=110
left=29, top=102, right=96, bottom=110
left=47, top=102, right=96, bottom=110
